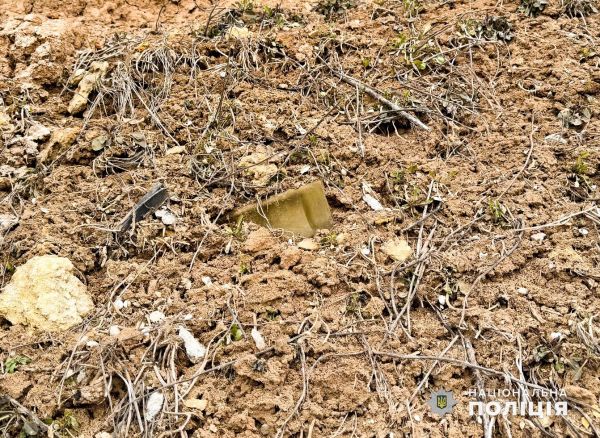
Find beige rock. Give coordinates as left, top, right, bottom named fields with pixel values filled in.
left=183, top=398, right=208, bottom=411
left=381, top=239, right=412, bottom=262
left=38, top=127, right=81, bottom=164
left=298, top=238, right=319, bottom=251
left=0, top=110, right=14, bottom=132
left=280, top=246, right=302, bottom=269
left=166, top=145, right=185, bottom=155
left=68, top=61, right=109, bottom=115
left=68, top=68, right=87, bottom=86
left=91, top=134, right=108, bottom=151
left=0, top=255, right=93, bottom=331
left=239, top=149, right=278, bottom=186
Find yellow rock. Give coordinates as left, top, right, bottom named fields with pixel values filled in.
left=381, top=239, right=412, bottom=262
left=0, top=255, right=93, bottom=331
left=68, top=61, right=108, bottom=115
left=225, top=26, right=251, bottom=40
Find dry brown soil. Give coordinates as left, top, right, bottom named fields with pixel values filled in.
left=1, top=0, right=600, bottom=436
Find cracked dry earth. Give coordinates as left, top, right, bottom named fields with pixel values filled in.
left=1, top=0, right=600, bottom=437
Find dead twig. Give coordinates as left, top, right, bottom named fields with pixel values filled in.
left=331, top=70, right=431, bottom=131
left=0, top=396, right=49, bottom=434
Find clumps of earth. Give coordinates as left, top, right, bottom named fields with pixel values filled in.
left=0, top=0, right=599, bottom=437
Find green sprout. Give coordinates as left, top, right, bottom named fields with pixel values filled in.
left=488, top=200, right=507, bottom=223
left=572, top=151, right=590, bottom=175
left=4, top=356, right=30, bottom=374
left=230, top=324, right=244, bottom=341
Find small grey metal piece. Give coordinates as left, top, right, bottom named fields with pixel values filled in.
left=117, top=183, right=169, bottom=232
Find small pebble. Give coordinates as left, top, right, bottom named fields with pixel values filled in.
left=579, top=228, right=589, bottom=236
left=145, top=391, right=164, bottom=422
left=86, top=340, right=99, bottom=348
left=201, top=276, right=212, bottom=286
left=300, top=164, right=311, bottom=174
left=179, top=327, right=206, bottom=362
left=298, top=238, right=319, bottom=251
left=517, top=287, right=528, bottom=295
left=251, top=327, right=266, bottom=350
left=160, top=211, right=177, bottom=225
left=109, top=325, right=120, bottom=337
left=438, top=295, right=446, bottom=306
left=148, top=311, right=165, bottom=323
left=181, top=278, right=192, bottom=290
left=113, top=298, right=125, bottom=310
left=531, top=232, right=546, bottom=242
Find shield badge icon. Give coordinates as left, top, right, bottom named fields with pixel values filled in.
left=428, top=389, right=456, bottom=415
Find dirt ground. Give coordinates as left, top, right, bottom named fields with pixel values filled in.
left=0, top=0, right=599, bottom=436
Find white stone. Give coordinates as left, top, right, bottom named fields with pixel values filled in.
left=300, top=165, right=311, bottom=174
left=545, top=133, right=566, bottom=144
left=178, top=327, right=206, bottom=363
left=531, top=232, right=546, bottom=242
left=155, top=209, right=176, bottom=226
left=0, top=214, right=18, bottom=232
left=148, top=311, right=165, bottom=323
left=109, top=325, right=120, bottom=337
left=251, top=327, right=266, bottom=350
left=517, top=287, right=529, bottom=295
left=145, top=391, right=164, bottom=422
left=363, top=193, right=383, bottom=211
